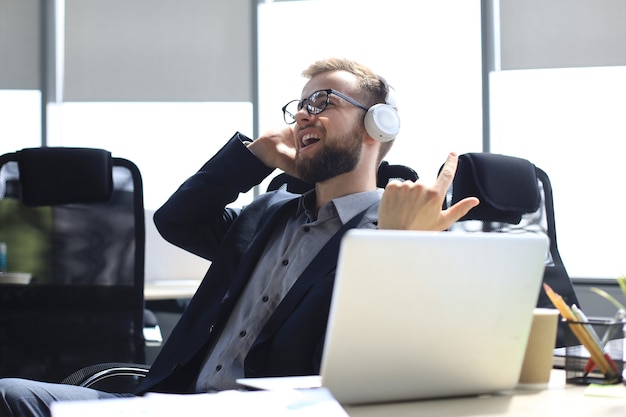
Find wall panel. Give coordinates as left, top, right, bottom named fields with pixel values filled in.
left=0, top=0, right=40, bottom=89
left=499, top=0, right=626, bottom=70
left=64, top=0, right=252, bottom=101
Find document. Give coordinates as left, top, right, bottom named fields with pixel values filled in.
left=51, top=388, right=348, bottom=417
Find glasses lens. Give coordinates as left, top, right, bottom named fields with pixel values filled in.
left=306, top=90, right=329, bottom=115
left=282, top=90, right=331, bottom=124
left=282, top=100, right=299, bottom=124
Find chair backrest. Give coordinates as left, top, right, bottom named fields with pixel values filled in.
left=0, top=147, right=146, bottom=382
left=445, top=152, right=579, bottom=346
left=266, top=160, right=419, bottom=193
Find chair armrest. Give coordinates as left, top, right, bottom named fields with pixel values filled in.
left=62, top=362, right=151, bottom=389
left=143, top=308, right=163, bottom=347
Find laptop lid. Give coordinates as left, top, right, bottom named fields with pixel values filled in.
left=319, top=229, right=549, bottom=405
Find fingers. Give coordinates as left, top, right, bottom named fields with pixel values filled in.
left=377, top=152, right=479, bottom=232
left=249, top=126, right=298, bottom=171
left=434, top=152, right=458, bottom=195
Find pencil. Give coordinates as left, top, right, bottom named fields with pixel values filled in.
left=543, top=284, right=616, bottom=378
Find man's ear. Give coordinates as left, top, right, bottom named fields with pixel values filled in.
left=362, top=127, right=379, bottom=144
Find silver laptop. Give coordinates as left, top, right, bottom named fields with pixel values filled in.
left=239, top=229, right=549, bottom=405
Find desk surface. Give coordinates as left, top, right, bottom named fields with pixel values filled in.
left=343, top=370, right=625, bottom=416
left=50, top=370, right=626, bottom=417
left=144, top=279, right=201, bottom=300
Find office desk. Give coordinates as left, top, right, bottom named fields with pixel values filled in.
left=50, top=370, right=625, bottom=417
left=343, top=370, right=625, bottom=416
left=144, top=279, right=201, bottom=301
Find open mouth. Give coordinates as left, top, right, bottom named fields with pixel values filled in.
left=301, top=133, right=321, bottom=148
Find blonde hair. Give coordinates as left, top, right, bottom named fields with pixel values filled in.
left=302, top=58, right=389, bottom=108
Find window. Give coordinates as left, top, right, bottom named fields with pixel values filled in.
left=47, top=101, right=254, bottom=210
left=490, top=66, right=626, bottom=279
left=257, top=0, right=483, bottom=188
left=0, top=90, right=41, bottom=154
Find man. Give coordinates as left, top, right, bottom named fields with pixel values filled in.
left=0, top=58, right=478, bottom=416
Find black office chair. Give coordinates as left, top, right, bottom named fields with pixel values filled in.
left=445, top=152, right=580, bottom=346
left=266, top=160, right=419, bottom=193
left=0, top=147, right=151, bottom=386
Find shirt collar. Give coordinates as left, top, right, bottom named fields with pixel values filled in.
left=298, top=189, right=382, bottom=224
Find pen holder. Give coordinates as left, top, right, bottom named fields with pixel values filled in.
left=564, top=318, right=625, bottom=385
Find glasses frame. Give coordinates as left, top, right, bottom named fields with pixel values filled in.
left=282, top=89, right=368, bottom=125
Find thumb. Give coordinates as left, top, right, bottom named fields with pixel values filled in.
left=442, top=197, right=480, bottom=227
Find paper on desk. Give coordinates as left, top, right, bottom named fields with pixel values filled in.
left=51, top=388, right=348, bottom=417
left=584, top=383, right=626, bottom=399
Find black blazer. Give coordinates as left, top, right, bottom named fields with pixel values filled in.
left=135, top=133, right=377, bottom=394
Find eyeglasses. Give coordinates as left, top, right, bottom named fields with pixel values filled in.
left=281, top=89, right=368, bottom=125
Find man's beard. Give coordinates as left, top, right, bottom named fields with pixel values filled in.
left=295, top=127, right=363, bottom=184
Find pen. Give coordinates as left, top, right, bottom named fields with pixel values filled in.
left=579, top=308, right=624, bottom=376
left=583, top=353, right=619, bottom=377
left=543, top=284, right=617, bottom=378
left=571, top=305, right=617, bottom=376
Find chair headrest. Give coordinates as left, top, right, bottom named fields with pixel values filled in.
left=266, top=161, right=419, bottom=194
left=451, top=153, right=541, bottom=224
left=266, top=173, right=314, bottom=194
left=377, top=161, right=419, bottom=188
left=17, top=147, right=113, bottom=207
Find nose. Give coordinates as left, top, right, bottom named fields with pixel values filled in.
left=294, top=105, right=314, bottom=125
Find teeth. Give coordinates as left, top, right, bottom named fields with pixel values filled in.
left=302, top=133, right=320, bottom=146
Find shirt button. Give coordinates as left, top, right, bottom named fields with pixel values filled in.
left=303, top=226, right=310, bottom=232
left=215, top=364, right=222, bottom=371
left=262, top=295, right=269, bottom=302
left=239, top=330, right=247, bottom=337
left=208, top=325, right=214, bottom=334
left=282, top=259, right=289, bottom=266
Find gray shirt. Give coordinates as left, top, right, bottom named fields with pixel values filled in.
left=194, top=189, right=382, bottom=392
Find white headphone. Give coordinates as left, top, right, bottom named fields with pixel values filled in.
left=363, top=77, right=401, bottom=142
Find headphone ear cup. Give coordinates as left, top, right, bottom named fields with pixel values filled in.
left=364, top=104, right=400, bottom=142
